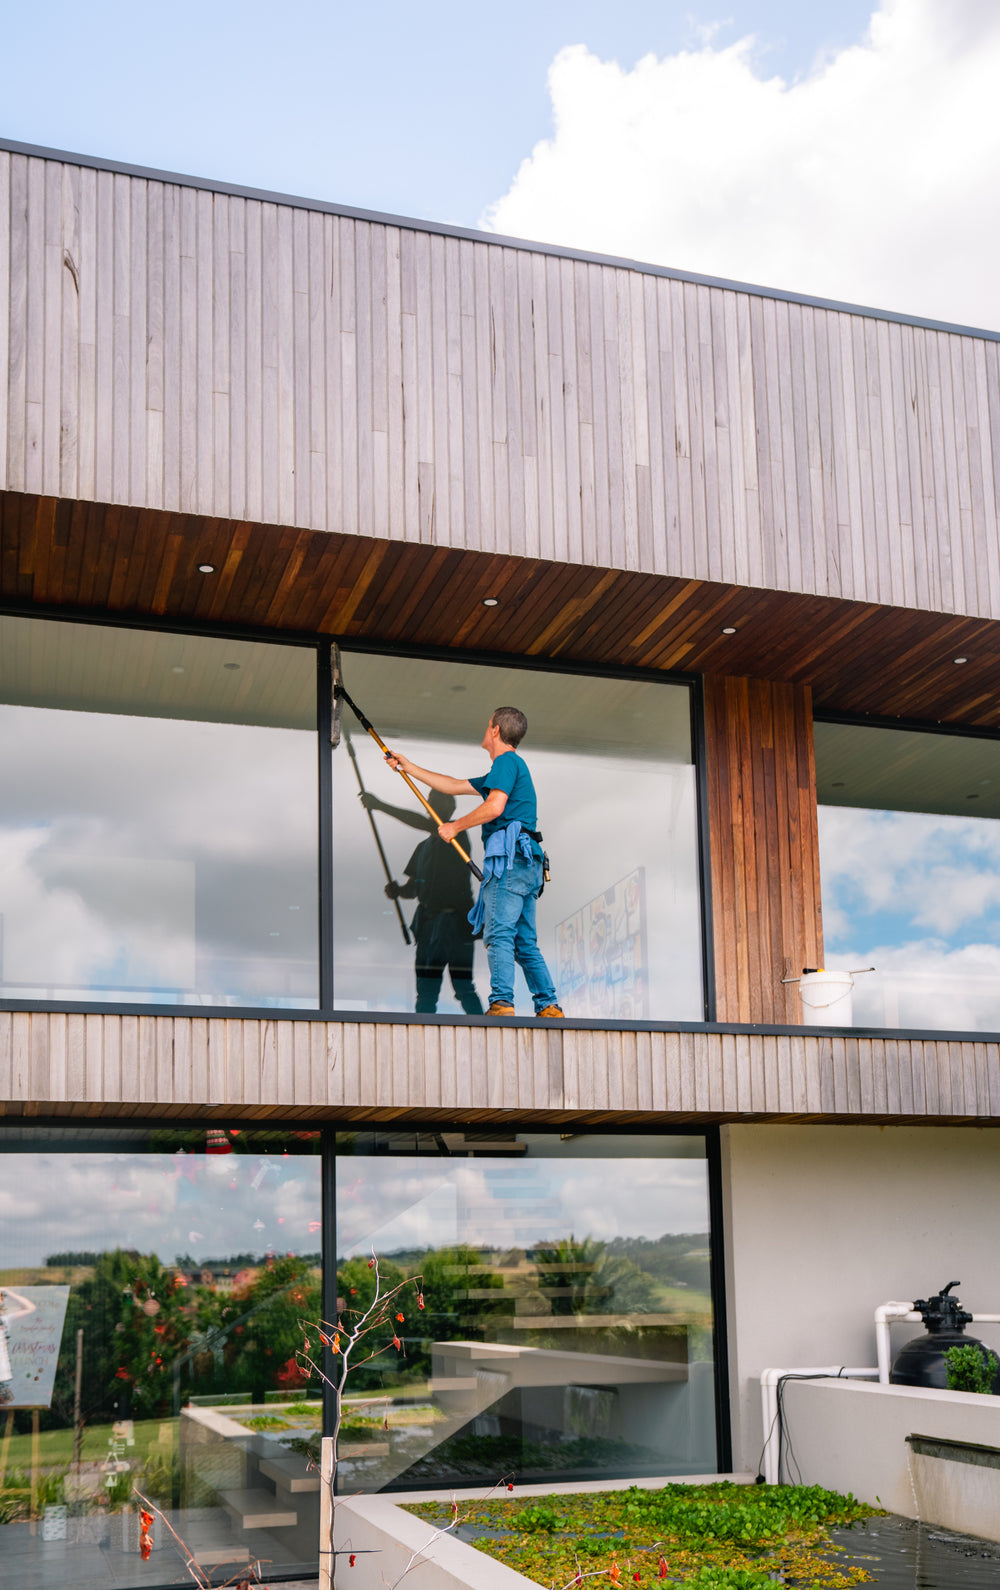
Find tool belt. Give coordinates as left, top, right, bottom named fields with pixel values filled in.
left=517, top=827, right=551, bottom=891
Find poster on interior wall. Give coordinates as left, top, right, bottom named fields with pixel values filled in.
left=1, top=1286, right=70, bottom=1408
left=554, top=867, right=648, bottom=1019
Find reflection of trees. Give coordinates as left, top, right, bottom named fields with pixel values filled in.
left=208, top=1254, right=321, bottom=1404
left=36, top=1233, right=703, bottom=1435
left=604, top=1234, right=711, bottom=1295
left=50, top=1249, right=191, bottom=1429
left=336, top=1245, right=508, bottom=1388
left=42, top=1249, right=320, bottom=1433
left=336, top=1236, right=685, bottom=1390
left=533, top=1237, right=661, bottom=1316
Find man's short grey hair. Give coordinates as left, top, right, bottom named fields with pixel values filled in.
left=491, top=706, right=527, bottom=747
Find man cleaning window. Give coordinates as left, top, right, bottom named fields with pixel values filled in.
left=387, top=707, right=564, bottom=1019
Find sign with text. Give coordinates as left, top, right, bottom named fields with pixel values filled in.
left=555, top=867, right=649, bottom=1019
left=2, top=1286, right=70, bottom=1408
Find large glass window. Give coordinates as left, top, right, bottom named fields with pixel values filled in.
left=334, top=1131, right=717, bottom=1489
left=0, top=615, right=319, bottom=1007
left=331, top=653, right=704, bottom=1019
left=816, top=720, right=1000, bottom=1031
left=0, top=1126, right=323, bottom=1589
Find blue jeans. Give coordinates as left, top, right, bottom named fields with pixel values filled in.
left=481, top=855, right=557, bottom=1011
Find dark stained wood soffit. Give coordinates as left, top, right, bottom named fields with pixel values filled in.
left=3, top=489, right=999, bottom=728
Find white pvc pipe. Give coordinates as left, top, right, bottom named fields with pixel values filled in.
left=760, top=1367, right=878, bottom=1485
left=875, top=1302, right=920, bottom=1383
left=874, top=1300, right=1000, bottom=1383
left=759, top=1306, right=1000, bottom=1487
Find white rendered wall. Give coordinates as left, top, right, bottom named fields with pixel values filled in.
left=720, top=1123, right=1000, bottom=1472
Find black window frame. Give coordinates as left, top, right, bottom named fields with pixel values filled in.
left=0, top=604, right=716, bottom=1029
left=0, top=1116, right=731, bottom=1488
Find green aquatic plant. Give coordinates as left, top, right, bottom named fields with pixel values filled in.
left=407, top=1480, right=879, bottom=1588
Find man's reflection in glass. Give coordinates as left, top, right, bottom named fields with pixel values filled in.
left=361, top=789, right=484, bottom=1015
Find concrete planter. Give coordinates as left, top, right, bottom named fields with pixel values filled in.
left=318, top=1444, right=752, bottom=1590
left=781, top=1377, right=1000, bottom=1543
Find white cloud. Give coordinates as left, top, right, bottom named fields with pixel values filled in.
left=819, top=806, right=1000, bottom=940
left=0, top=1152, right=322, bottom=1269
left=828, top=937, right=1000, bottom=1031
left=484, top=0, right=1000, bottom=330
left=338, top=1157, right=709, bottom=1256
left=817, top=804, right=1000, bottom=1028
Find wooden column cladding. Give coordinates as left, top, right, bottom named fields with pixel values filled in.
left=703, top=675, right=824, bottom=1023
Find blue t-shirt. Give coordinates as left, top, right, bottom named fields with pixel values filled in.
left=470, top=751, right=539, bottom=846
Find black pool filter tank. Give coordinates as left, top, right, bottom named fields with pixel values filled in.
left=889, top=1281, right=1000, bottom=1391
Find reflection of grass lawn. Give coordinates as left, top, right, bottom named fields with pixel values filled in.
left=340, top=1402, right=447, bottom=1438
left=648, top=1283, right=713, bottom=1320
left=0, top=1417, right=173, bottom=1473
left=407, top=1482, right=879, bottom=1588
left=236, top=1400, right=324, bottom=1433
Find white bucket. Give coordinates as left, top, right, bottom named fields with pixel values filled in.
left=797, top=969, right=855, bottom=1026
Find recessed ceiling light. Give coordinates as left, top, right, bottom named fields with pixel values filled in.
left=953, top=656, right=969, bottom=664
left=483, top=596, right=500, bottom=607
left=198, top=563, right=216, bottom=574
left=721, top=626, right=737, bottom=635
left=223, top=662, right=240, bottom=671
left=171, top=665, right=185, bottom=675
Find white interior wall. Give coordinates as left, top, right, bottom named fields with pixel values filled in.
left=720, top=1123, right=1000, bottom=1472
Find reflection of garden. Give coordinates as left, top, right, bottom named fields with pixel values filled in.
left=334, top=1232, right=714, bottom=1488
left=0, top=1247, right=321, bottom=1524
left=1, top=1228, right=713, bottom=1518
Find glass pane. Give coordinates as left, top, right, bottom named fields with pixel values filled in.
left=816, top=720, right=1000, bottom=1030
left=334, top=1132, right=716, bottom=1490
left=0, top=1127, right=323, bottom=1589
left=332, top=654, right=703, bottom=1019
left=0, top=616, right=319, bottom=1007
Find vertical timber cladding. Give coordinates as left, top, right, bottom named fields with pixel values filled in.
left=703, top=675, right=824, bottom=1023
left=8, top=146, right=1000, bottom=623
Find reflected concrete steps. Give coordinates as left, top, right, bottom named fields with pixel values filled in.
left=259, top=1454, right=321, bottom=1493
left=219, top=1487, right=298, bottom=1530
left=186, top=1542, right=254, bottom=1569
left=339, top=1440, right=390, bottom=1460
left=178, top=1518, right=254, bottom=1569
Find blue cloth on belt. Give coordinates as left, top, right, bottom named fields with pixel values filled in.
left=467, top=821, right=538, bottom=934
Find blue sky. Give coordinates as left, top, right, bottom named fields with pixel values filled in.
left=3, top=2, right=876, bottom=222
left=5, top=4, right=999, bottom=337
left=819, top=805, right=1000, bottom=1032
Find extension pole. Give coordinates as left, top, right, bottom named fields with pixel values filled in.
left=345, top=731, right=411, bottom=945
left=335, top=685, right=484, bottom=882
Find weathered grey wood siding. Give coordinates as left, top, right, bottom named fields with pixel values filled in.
left=4, top=149, right=1000, bottom=620
left=2, top=1012, right=997, bottom=1123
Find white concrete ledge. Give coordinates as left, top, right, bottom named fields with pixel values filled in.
left=782, top=1377, right=1000, bottom=1541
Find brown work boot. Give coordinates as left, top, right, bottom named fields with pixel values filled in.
left=486, top=1001, right=516, bottom=1017
left=535, top=1004, right=565, bottom=1019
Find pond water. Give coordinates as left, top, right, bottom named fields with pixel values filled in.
left=457, top=1511, right=1000, bottom=1588
left=830, top=1514, right=1000, bottom=1589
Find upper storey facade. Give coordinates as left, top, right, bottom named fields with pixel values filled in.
left=4, top=139, right=1000, bottom=620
